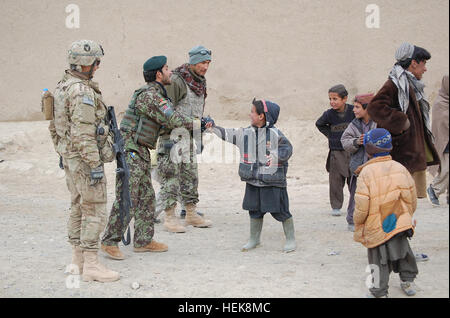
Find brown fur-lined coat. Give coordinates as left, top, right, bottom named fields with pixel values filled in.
left=367, top=79, right=440, bottom=173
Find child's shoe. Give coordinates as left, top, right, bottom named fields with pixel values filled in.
left=347, top=224, right=355, bottom=232
left=400, top=281, right=417, bottom=296
left=415, top=253, right=429, bottom=262
left=331, top=209, right=341, bottom=216
left=427, top=185, right=440, bottom=207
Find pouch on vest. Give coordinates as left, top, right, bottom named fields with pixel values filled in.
left=134, top=116, right=160, bottom=149
left=41, top=90, right=54, bottom=120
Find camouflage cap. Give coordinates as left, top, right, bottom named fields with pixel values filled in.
left=67, top=40, right=104, bottom=66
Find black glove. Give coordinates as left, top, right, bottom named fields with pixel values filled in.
left=90, top=165, right=104, bottom=185
left=59, top=156, right=64, bottom=170
left=201, top=115, right=215, bottom=133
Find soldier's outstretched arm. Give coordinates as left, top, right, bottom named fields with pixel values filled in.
left=69, top=86, right=101, bottom=168
left=136, top=90, right=194, bottom=131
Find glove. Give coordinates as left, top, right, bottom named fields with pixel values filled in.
left=59, top=156, right=64, bottom=170
left=201, top=115, right=215, bottom=132
left=90, top=165, right=104, bottom=186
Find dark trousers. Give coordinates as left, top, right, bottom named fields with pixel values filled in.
left=329, top=150, right=351, bottom=209
left=367, top=233, right=418, bottom=297
left=249, top=210, right=292, bottom=222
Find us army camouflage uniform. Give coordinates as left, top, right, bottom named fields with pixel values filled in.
left=50, top=70, right=115, bottom=251
left=101, top=81, right=194, bottom=247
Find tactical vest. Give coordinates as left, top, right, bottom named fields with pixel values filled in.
left=176, top=77, right=205, bottom=119
left=120, top=85, right=161, bottom=149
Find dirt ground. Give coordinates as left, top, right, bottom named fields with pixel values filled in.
left=0, top=120, right=448, bottom=298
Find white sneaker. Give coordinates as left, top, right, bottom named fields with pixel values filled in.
left=331, top=209, right=341, bottom=216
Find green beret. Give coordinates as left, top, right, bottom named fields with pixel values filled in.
left=143, top=56, right=167, bottom=72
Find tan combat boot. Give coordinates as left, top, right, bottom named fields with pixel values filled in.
left=67, top=245, right=84, bottom=274
left=101, top=244, right=125, bottom=260
left=185, top=203, right=212, bottom=228
left=163, top=206, right=186, bottom=233
left=82, top=250, right=120, bottom=283
left=134, top=240, right=168, bottom=253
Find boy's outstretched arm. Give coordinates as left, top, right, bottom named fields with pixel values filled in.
left=210, top=126, right=240, bottom=146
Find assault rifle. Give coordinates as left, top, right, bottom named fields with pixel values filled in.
left=107, top=106, right=132, bottom=245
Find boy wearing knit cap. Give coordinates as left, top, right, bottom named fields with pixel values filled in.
left=353, top=128, right=419, bottom=298
left=156, top=45, right=213, bottom=233
left=341, top=94, right=376, bottom=231
left=316, top=84, right=355, bottom=216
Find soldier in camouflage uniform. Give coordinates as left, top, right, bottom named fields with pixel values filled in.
left=49, top=40, right=119, bottom=282
left=157, top=45, right=213, bottom=233
left=101, top=56, right=195, bottom=260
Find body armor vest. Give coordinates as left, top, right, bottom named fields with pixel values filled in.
left=176, top=78, right=205, bottom=119
left=120, top=85, right=161, bottom=149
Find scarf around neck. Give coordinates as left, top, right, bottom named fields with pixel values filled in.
left=389, top=64, right=432, bottom=136
left=173, top=63, right=207, bottom=98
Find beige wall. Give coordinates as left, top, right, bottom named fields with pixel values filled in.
left=0, top=0, right=448, bottom=122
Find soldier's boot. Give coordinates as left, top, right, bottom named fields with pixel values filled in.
left=163, top=206, right=186, bottom=233
left=82, top=250, right=120, bottom=283
left=242, top=217, right=263, bottom=251
left=67, top=245, right=84, bottom=275
left=184, top=203, right=212, bottom=228
left=133, top=240, right=168, bottom=253
left=101, top=244, right=125, bottom=260
left=282, top=217, right=297, bottom=253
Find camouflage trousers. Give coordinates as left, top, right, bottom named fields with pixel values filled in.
left=156, top=138, right=199, bottom=211
left=64, top=157, right=107, bottom=251
left=102, top=151, right=155, bottom=248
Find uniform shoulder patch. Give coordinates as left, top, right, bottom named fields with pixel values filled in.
left=82, top=95, right=95, bottom=107
left=159, top=98, right=168, bottom=106
left=159, top=100, right=174, bottom=117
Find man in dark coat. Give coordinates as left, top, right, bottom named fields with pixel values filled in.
left=367, top=42, right=440, bottom=198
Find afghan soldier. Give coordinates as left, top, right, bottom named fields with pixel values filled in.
left=49, top=40, right=119, bottom=282
left=157, top=45, right=213, bottom=233
left=101, top=56, right=196, bottom=259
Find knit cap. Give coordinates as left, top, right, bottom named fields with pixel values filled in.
left=188, top=45, right=212, bottom=65
left=354, top=93, right=374, bottom=109
left=363, top=128, right=393, bottom=157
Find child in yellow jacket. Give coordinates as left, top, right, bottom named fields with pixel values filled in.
left=353, top=128, right=418, bottom=298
